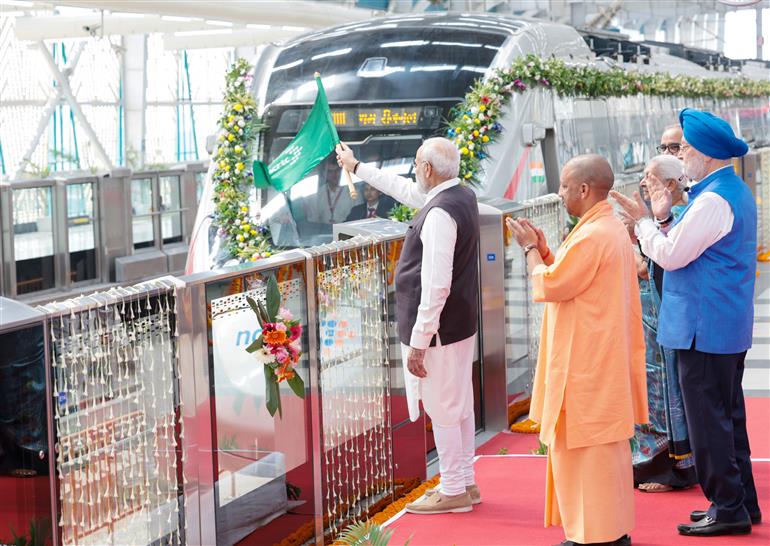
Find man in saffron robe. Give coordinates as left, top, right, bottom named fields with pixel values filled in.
left=507, top=154, right=647, bottom=546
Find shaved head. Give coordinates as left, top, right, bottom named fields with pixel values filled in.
left=559, top=154, right=615, bottom=217
left=563, top=154, right=614, bottom=196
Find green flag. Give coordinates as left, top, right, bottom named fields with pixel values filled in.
left=253, top=74, right=340, bottom=192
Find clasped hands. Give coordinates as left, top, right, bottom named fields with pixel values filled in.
left=610, top=172, right=673, bottom=234
left=505, top=216, right=548, bottom=256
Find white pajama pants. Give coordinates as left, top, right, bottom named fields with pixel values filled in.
left=401, top=334, right=476, bottom=496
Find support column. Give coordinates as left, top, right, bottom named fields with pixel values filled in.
left=664, top=16, right=677, bottom=43
left=757, top=6, right=764, bottom=60
left=122, top=34, right=147, bottom=169
left=717, top=11, right=725, bottom=53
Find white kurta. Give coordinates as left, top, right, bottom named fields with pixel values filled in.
left=356, top=163, right=476, bottom=427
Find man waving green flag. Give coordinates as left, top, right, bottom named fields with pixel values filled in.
left=253, top=73, right=340, bottom=192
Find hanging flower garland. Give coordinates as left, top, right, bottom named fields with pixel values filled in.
left=448, top=54, right=770, bottom=186
left=212, top=59, right=273, bottom=261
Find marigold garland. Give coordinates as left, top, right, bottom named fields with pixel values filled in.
left=448, top=54, right=770, bottom=186
left=274, top=477, right=426, bottom=546
left=213, top=59, right=273, bottom=262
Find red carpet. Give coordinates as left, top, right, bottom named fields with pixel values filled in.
left=387, top=455, right=770, bottom=546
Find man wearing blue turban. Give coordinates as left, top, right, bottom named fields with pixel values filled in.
left=612, top=108, right=759, bottom=538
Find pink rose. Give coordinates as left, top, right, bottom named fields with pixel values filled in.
left=275, top=322, right=287, bottom=332
left=289, top=325, right=302, bottom=341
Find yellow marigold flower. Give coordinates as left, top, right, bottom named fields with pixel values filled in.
left=474, top=118, right=481, bottom=125
left=240, top=206, right=248, bottom=212
left=250, top=229, right=257, bottom=236
left=473, top=130, right=479, bottom=137
left=482, top=135, right=490, bottom=142
left=235, top=162, right=245, bottom=170
left=469, top=151, right=474, bottom=158
left=233, top=104, right=244, bottom=112
left=460, top=147, right=469, bottom=155
left=228, top=115, right=235, bottom=122
left=219, top=160, right=227, bottom=169
left=479, top=105, right=486, bottom=112
left=264, top=251, right=272, bottom=257
left=463, top=115, right=470, bottom=121
left=464, top=172, right=472, bottom=179
left=227, top=134, right=235, bottom=142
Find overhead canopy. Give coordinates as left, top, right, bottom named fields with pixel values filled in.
left=11, top=0, right=376, bottom=46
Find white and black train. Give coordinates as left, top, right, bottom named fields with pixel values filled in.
left=237, top=13, right=769, bottom=249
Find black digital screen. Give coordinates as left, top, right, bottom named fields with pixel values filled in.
left=276, top=105, right=441, bottom=133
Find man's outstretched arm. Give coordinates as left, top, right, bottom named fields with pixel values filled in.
left=336, top=143, right=427, bottom=209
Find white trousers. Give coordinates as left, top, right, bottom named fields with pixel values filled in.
left=401, top=335, right=476, bottom=496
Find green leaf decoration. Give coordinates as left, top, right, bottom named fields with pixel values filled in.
left=246, top=296, right=263, bottom=327
left=445, top=53, right=770, bottom=187
left=264, top=364, right=282, bottom=417
left=287, top=374, right=305, bottom=399
left=257, top=300, right=271, bottom=325
left=245, top=336, right=263, bottom=353
left=337, top=521, right=395, bottom=546
left=266, top=274, right=281, bottom=321
left=389, top=204, right=418, bottom=223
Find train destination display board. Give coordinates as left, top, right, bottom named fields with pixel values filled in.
left=276, top=105, right=441, bottom=133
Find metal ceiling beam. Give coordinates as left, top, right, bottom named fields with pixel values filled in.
left=36, top=41, right=112, bottom=171
left=49, top=0, right=375, bottom=28
left=14, top=42, right=85, bottom=178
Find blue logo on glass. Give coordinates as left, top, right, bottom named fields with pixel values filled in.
left=486, top=253, right=496, bottom=261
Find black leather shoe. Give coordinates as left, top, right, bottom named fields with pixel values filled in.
left=678, top=516, right=751, bottom=536
left=691, top=510, right=762, bottom=525
left=553, top=535, right=631, bottom=546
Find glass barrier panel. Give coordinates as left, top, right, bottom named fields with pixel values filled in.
left=0, top=324, right=54, bottom=546
left=13, top=187, right=55, bottom=294
left=160, top=176, right=183, bottom=244
left=161, top=212, right=183, bottom=245
left=131, top=178, right=155, bottom=249
left=66, top=183, right=97, bottom=283
left=159, top=176, right=181, bottom=212
left=206, top=262, right=314, bottom=545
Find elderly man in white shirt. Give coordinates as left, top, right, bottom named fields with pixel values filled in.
left=337, top=138, right=481, bottom=515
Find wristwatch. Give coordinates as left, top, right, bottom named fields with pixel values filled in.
left=523, top=243, right=538, bottom=256
left=655, top=214, right=674, bottom=227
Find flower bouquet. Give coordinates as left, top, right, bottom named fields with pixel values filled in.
left=245, top=275, right=304, bottom=417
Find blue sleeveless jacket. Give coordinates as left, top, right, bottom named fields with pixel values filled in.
left=658, top=166, right=756, bottom=354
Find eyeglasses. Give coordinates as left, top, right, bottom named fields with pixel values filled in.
left=656, top=143, right=681, bottom=154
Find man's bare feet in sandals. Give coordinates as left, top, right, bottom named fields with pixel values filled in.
left=638, top=482, right=673, bottom=492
